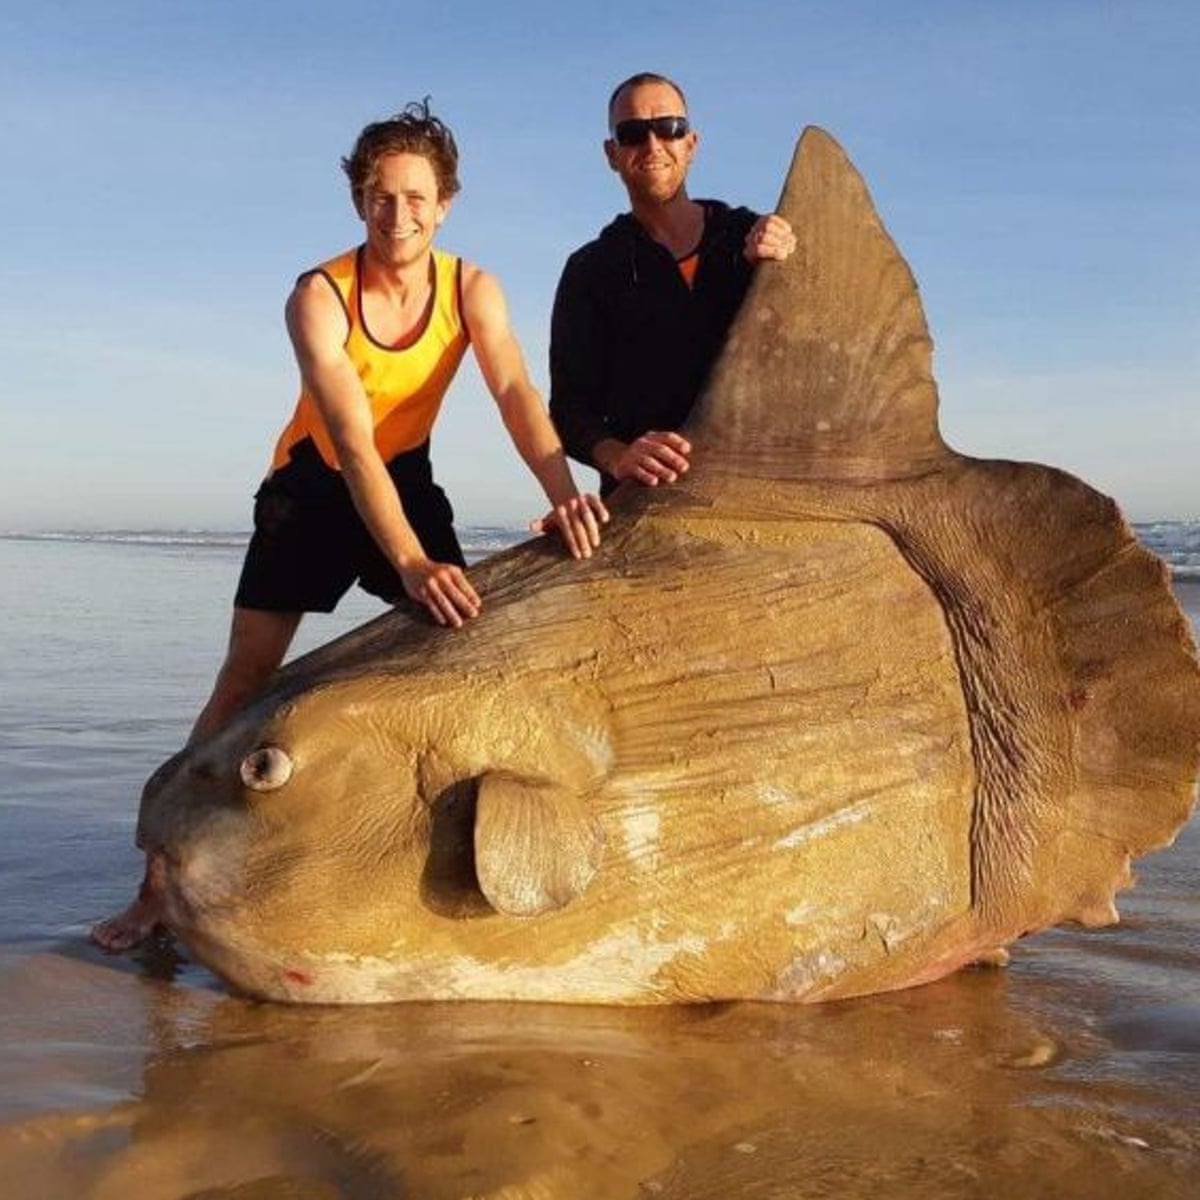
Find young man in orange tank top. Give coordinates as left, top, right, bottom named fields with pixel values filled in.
left=92, top=102, right=608, bottom=952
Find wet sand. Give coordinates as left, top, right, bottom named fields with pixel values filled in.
left=1, top=911, right=1198, bottom=1199
left=0, top=566, right=1196, bottom=1198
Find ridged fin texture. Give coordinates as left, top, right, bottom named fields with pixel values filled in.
left=690, top=126, right=947, bottom=479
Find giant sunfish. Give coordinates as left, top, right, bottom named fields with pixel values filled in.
left=136, top=128, right=1200, bottom=1004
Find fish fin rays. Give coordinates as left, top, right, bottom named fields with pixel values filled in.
left=474, top=773, right=605, bottom=917
left=689, top=126, right=946, bottom=479
left=878, top=460, right=1200, bottom=931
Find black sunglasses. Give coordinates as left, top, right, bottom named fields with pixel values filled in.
left=611, top=116, right=690, bottom=147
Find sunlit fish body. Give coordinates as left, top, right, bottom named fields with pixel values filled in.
left=137, top=129, right=1200, bottom=1004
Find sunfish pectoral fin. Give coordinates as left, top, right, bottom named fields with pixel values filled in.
left=474, top=772, right=604, bottom=917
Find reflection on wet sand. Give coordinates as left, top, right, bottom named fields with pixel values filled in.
left=2, top=944, right=1197, bottom=1199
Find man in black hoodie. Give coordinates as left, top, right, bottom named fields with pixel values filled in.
left=549, top=72, right=796, bottom=496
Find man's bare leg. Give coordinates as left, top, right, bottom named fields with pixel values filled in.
left=90, top=609, right=302, bottom=951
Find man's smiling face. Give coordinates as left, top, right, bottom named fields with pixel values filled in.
left=605, top=80, right=698, bottom=207
left=359, top=151, right=449, bottom=270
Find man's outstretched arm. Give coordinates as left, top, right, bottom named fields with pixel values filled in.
left=462, top=265, right=607, bottom=558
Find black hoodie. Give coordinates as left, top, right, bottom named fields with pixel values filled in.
left=549, top=200, right=758, bottom=494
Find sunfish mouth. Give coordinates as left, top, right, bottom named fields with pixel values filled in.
left=145, top=831, right=251, bottom=932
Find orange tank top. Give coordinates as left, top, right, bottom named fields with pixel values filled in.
left=270, top=246, right=470, bottom=473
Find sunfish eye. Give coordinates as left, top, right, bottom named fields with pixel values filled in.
left=240, top=745, right=294, bottom=792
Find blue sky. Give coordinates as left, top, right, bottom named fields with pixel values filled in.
left=1, top=0, right=1196, bottom=530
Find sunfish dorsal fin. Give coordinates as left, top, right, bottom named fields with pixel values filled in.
left=690, top=126, right=947, bottom=479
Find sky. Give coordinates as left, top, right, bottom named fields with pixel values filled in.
left=1, top=0, right=1196, bottom=530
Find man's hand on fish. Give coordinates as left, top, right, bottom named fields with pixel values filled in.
left=744, top=213, right=796, bottom=263
left=530, top=492, right=610, bottom=559
left=399, top=558, right=482, bottom=627
left=605, top=431, right=692, bottom=487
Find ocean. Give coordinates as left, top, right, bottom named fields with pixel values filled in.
left=0, top=523, right=1197, bottom=1197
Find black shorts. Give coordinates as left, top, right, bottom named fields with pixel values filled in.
left=233, top=438, right=465, bottom=613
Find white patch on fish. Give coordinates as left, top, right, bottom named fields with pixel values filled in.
left=620, top=808, right=661, bottom=870
left=772, top=798, right=872, bottom=850
left=772, top=949, right=848, bottom=998
left=563, top=718, right=615, bottom=772
left=290, top=923, right=711, bottom=1004
left=758, top=784, right=794, bottom=808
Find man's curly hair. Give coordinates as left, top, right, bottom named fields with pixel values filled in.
left=342, top=99, right=461, bottom=208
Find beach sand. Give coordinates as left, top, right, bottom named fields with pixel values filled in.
left=1, top=927, right=1198, bottom=1198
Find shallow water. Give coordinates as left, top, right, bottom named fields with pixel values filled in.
left=0, top=536, right=1197, bottom=1198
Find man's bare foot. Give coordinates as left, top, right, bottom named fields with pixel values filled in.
left=90, top=894, right=168, bottom=952
left=90, top=853, right=170, bottom=952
